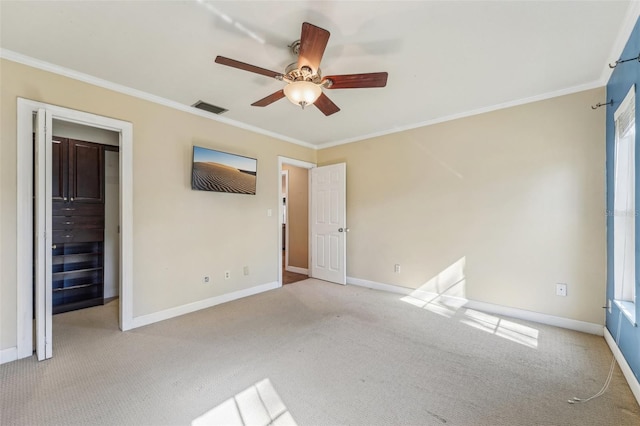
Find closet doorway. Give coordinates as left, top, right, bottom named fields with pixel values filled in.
left=47, top=121, right=120, bottom=312
left=16, top=99, right=134, bottom=361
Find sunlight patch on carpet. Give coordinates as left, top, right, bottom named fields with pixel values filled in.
left=400, top=257, right=539, bottom=348
left=461, top=309, right=539, bottom=348
left=192, top=379, right=296, bottom=426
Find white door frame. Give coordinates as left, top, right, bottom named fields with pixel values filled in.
left=34, top=108, right=53, bottom=360
left=277, top=156, right=315, bottom=286
left=16, top=98, right=134, bottom=360
left=281, top=169, right=290, bottom=270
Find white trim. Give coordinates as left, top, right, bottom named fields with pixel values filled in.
left=0, top=48, right=612, bottom=151
left=130, top=282, right=279, bottom=329
left=286, top=266, right=309, bottom=275
left=318, top=80, right=603, bottom=149
left=282, top=169, right=289, bottom=269
left=614, top=300, right=637, bottom=326
left=119, top=123, right=134, bottom=331
left=16, top=98, right=134, bottom=361
left=278, top=157, right=316, bottom=169
left=604, top=327, right=640, bottom=406
left=0, top=347, right=18, bottom=365
left=464, top=299, right=604, bottom=336
left=347, top=276, right=603, bottom=335
left=348, top=276, right=413, bottom=295
left=0, top=49, right=313, bottom=150
left=16, top=101, right=35, bottom=359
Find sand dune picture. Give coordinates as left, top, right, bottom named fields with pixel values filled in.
left=191, top=147, right=257, bottom=194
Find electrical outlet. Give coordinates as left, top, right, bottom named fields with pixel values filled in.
left=394, top=264, right=401, bottom=273
left=556, top=283, right=567, bottom=297
left=243, top=266, right=250, bottom=276
left=203, top=276, right=210, bottom=284
left=224, top=270, right=231, bottom=280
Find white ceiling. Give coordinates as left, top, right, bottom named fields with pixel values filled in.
left=0, top=1, right=636, bottom=148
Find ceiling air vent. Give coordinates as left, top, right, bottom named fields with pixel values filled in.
left=192, top=100, right=228, bottom=115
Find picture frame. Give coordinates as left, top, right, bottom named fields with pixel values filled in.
left=191, top=146, right=257, bottom=195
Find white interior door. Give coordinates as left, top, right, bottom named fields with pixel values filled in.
left=35, top=108, right=53, bottom=360
left=311, top=163, right=347, bottom=285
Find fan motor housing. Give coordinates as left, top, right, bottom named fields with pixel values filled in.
left=284, top=62, right=322, bottom=83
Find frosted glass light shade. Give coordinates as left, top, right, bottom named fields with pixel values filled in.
left=284, top=81, right=322, bottom=107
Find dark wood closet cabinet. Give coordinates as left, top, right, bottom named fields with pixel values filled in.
left=52, top=138, right=104, bottom=204
left=51, top=137, right=105, bottom=314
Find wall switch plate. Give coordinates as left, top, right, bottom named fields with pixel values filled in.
left=267, top=209, right=272, bottom=217
left=608, top=299, right=612, bottom=313
left=556, top=283, right=567, bottom=297
left=224, top=270, right=231, bottom=280
left=394, top=264, right=401, bottom=273
left=243, top=266, right=249, bottom=276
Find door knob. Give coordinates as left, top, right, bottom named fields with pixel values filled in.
left=338, top=228, right=350, bottom=233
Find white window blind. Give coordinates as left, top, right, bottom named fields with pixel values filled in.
left=615, top=85, right=636, bottom=138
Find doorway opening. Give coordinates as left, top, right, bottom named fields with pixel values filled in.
left=281, top=167, right=308, bottom=284
left=43, top=120, right=121, bottom=329
left=17, top=99, right=134, bottom=361
left=278, top=157, right=315, bottom=286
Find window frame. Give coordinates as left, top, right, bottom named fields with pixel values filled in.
left=612, top=85, right=637, bottom=326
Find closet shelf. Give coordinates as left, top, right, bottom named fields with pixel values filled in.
left=52, top=267, right=103, bottom=276
left=52, top=252, right=104, bottom=258
left=53, top=283, right=98, bottom=292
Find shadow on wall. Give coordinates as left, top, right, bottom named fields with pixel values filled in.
left=401, top=257, right=539, bottom=349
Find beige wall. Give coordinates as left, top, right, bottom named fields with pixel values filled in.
left=0, top=56, right=608, bottom=353
left=282, top=164, right=309, bottom=269
left=318, top=88, right=606, bottom=324
left=0, top=59, right=315, bottom=351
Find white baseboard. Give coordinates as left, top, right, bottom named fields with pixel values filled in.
left=0, top=347, right=18, bottom=365
left=347, top=276, right=413, bottom=295
left=464, top=299, right=603, bottom=335
left=347, top=276, right=603, bottom=335
left=604, top=327, right=640, bottom=406
left=286, top=266, right=308, bottom=275
left=131, top=281, right=280, bottom=329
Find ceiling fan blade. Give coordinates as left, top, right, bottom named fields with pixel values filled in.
left=215, top=56, right=283, bottom=79
left=314, top=93, right=340, bottom=116
left=251, top=90, right=286, bottom=107
left=323, top=72, right=388, bottom=89
left=297, top=22, right=330, bottom=74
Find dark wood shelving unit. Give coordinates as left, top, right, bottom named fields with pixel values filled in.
left=51, top=136, right=105, bottom=314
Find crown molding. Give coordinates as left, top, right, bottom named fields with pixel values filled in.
left=0, top=49, right=316, bottom=150
left=317, top=79, right=604, bottom=149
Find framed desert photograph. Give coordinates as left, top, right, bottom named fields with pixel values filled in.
left=191, top=146, right=257, bottom=194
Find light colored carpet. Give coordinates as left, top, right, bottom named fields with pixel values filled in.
left=1, top=279, right=639, bottom=425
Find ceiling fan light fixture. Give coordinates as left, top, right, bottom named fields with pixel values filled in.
left=284, top=80, right=322, bottom=109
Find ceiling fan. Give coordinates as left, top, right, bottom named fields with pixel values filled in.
left=215, top=22, right=388, bottom=116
